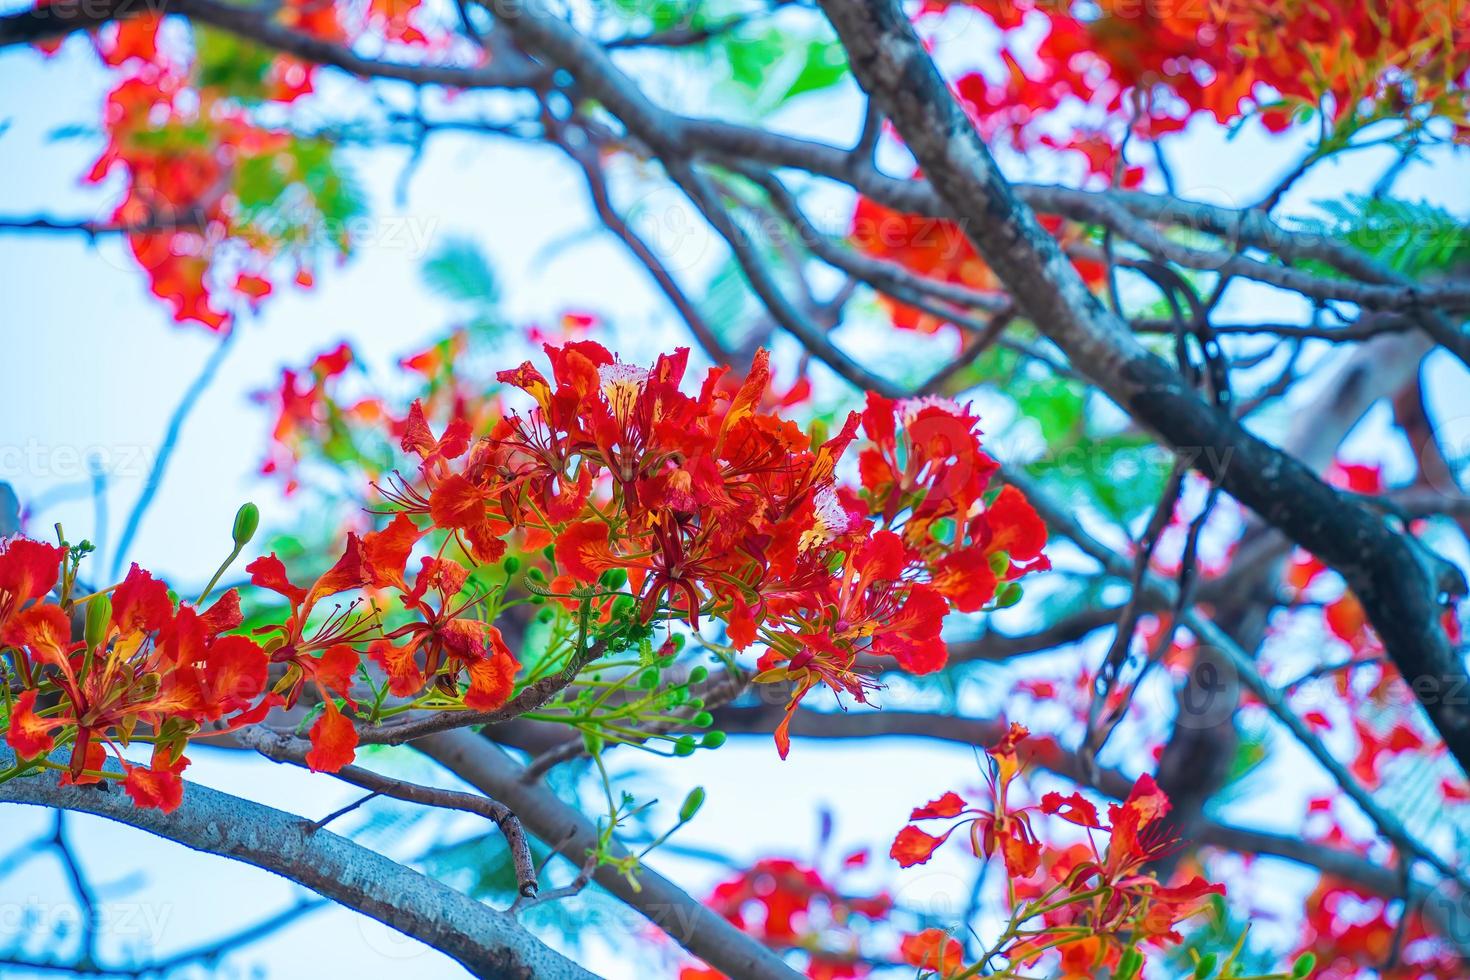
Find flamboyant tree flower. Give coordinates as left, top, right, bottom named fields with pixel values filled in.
left=891, top=722, right=1042, bottom=877
left=890, top=726, right=1226, bottom=977
left=4, top=341, right=1048, bottom=810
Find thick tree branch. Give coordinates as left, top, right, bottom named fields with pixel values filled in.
left=0, top=0, right=542, bottom=88
left=237, top=727, right=540, bottom=898
left=0, top=749, right=598, bottom=980
left=816, top=0, right=1470, bottom=786
left=416, top=729, right=804, bottom=980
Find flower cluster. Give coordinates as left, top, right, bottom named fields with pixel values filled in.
left=679, top=857, right=893, bottom=980
left=0, top=539, right=276, bottom=810
left=394, top=342, right=1047, bottom=756
left=41, top=0, right=457, bottom=328
left=890, top=724, right=1226, bottom=978
left=921, top=0, right=1469, bottom=181
left=2, top=343, right=1046, bottom=809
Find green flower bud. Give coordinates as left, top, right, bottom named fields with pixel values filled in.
left=1291, top=954, right=1316, bottom=979
left=673, top=734, right=697, bottom=756
left=691, top=711, right=713, bottom=728
left=687, top=665, right=708, bottom=684
left=1115, top=948, right=1143, bottom=980
left=611, top=594, right=637, bottom=617
left=84, top=594, right=112, bottom=650
left=678, top=786, right=706, bottom=823
left=526, top=567, right=547, bottom=583
left=231, top=502, right=260, bottom=547
left=994, top=582, right=1023, bottom=609
left=599, top=567, right=628, bottom=589
left=541, top=544, right=556, bottom=562
left=700, top=731, right=726, bottom=749
left=502, top=555, right=522, bottom=574
left=637, top=668, right=660, bottom=689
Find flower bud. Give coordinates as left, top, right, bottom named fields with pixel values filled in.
left=231, top=502, right=260, bottom=547
left=83, top=594, right=112, bottom=650
left=700, top=731, right=726, bottom=749
left=599, top=567, right=628, bottom=590
left=502, top=555, right=522, bottom=574
left=678, top=786, right=706, bottom=822
left=673, top=734, right=697, bottom=756
left=687, top=665, right=708, bottom=685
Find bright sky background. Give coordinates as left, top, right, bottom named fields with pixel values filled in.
left=2, top=16, right=1470, bottom=978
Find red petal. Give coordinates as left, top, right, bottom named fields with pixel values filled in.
left=985, top=485, right=1047, bottom=561
left=464, top=645, right=519, bottom=711
left=0, top=538, right=66, bottom=610
left=362, top=514, right=424, bottom=590
left=245, top=554, right=308, bottom=607
left=111, top=563, right=174, bottom=635
left=890, top=825, right=947, bottom=867
left=3, top=604, right=75, bottom=666
left=369, top=639, right=424, bottom=697
left=122, top=751, right=189, bottom=813
left=1041, top=791, right=1102, bottom=828
left=198, top=589, right=243, bottom=636
left=554, top=520, right=619, bottom=583
left=911, top=790, right=969, bottom=820
left=312, top=644, right=361, bottom=700
left=4, top=689, right=57, bottom=759
left=429, top=474, right=489, bottom=531
left=204, top=635, right=269, bottom=712
left=305, top=702, right=358, bottom=773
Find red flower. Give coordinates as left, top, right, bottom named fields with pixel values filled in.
left=900, top=929, right=967, bottom=978
left=890, top=723, right=1040, bottom=877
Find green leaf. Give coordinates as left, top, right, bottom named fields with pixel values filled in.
left=422, top=237, right=499, bottom=304
left=723, top=29, right=787, bottom=93
left=1298, top=194, right=1470, bottom=279
left=779, top=40, right=848, bottom=104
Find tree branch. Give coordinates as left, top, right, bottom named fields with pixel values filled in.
left=0, top=749, right=599, bottom=980
left=415, top=729, right=804, bottom=980
left=816, top=0, right=1470, bottom=787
